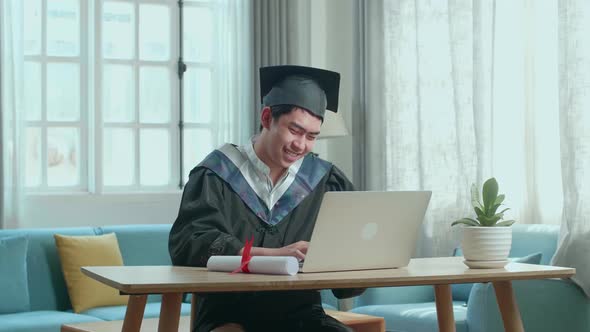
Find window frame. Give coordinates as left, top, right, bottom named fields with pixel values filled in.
left=23, top=0, right=191, bottom=195
left=95, top=0, right=181, bottom=193
left=23, top=0, right=89, bottom=193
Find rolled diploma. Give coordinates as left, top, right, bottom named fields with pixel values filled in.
left=207, top=256, right=299, bottom=276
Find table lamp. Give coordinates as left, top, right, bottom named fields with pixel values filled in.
left=319, top=110, right=349, bottom=139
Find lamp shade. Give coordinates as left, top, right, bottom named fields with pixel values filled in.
left=319, top=110, right=349, bottom=139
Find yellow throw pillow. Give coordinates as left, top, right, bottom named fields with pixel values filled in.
left=54, top=233, right=129, bottom=313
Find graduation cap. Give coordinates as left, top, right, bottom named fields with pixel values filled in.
left=260, top=65, right=340, bottom=119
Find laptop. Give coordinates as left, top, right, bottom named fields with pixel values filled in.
left=299, top=191, right=432, bottom=273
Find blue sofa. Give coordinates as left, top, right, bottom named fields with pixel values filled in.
left=6, top=223, right=581, bottom=332
left=0, top=224, right=194, bottom=332
left=348, top=224, right=590, bottom=332
left=0, top=224, right=340, bottom=332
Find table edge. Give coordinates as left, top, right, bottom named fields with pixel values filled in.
left=81, top=266, right=575, bottom=294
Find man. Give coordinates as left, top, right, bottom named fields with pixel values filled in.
left=169, top=65, right=361, bottom=332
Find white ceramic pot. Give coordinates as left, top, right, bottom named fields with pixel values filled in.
left=462, top=226, right=512, bottom=266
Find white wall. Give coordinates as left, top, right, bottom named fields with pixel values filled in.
left=23, top=193, right=181, bottom=228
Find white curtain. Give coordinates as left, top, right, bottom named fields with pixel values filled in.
left=552, top=0, right=590, bottom=297
left=213, top=0, right=254, bottom=146
left=0, top=0, right=25, bottom=229
left=364, top=0, right=563, bottom=257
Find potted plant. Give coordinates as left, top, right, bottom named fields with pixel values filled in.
left=452, top=177, right=516, bottom=268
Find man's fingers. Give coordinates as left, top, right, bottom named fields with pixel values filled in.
left=295, top=249, right=306, bottom=261
left=295, top=241, right=309, bottom=254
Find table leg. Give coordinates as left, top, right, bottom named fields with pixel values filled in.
left=122, top=295, right=148, bottom=332
left=190, top=293, right=197, bottom=332
left=492, top=281, right=524, bottom=332
left=158, top=293, right=183, bottom=332
left=434, top=284, right=456, bottom=332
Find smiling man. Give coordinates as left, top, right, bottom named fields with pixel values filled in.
left=169, top=65, right=361, bottom=332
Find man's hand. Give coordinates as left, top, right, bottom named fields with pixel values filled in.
left=240, top=241, right=309, bottom=261
left=273, top=241, right=308, bottom=261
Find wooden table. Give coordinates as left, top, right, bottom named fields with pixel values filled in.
left=325, top=310, right=385, bottom=332
left=61, top=317, right=190, bottom=332
left=80, top=257, right=574, bottom=332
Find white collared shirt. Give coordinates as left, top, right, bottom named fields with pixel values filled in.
left=218, top=137, right=303, bottom=210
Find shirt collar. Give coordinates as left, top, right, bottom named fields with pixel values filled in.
left=243, top=135, right=303, bottom=179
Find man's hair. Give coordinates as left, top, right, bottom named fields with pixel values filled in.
left=258, top=104, right=323, bottom=132
left=258, top=104, right=296, bottom=132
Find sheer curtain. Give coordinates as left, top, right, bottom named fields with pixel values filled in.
left=552, top=0, right=590, bottom=297
left=363, top=0, right=563, bottom=257
left=214, top=0, right=254, bottom=146
left=0, top=0, right=25, bottom=229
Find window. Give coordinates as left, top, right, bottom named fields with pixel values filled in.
left=100, top=1, right=177, bottom=190
left=21, top=0, right=218, bottom=193
left=180, top=1, right=216, bottom=185
left=23, top=0, right=86, bottom=190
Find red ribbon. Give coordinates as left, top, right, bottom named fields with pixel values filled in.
left=231, top=235, right=254, bottom=274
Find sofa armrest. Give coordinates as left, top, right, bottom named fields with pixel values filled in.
left=466, top=279, right=590, bottom=332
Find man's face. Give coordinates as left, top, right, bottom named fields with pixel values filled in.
left=260, top=107, right=322, bottom=171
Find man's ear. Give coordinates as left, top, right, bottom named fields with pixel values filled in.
left=260, top=106, right=273, bottom=130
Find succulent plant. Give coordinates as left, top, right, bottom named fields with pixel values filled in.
left=452, top=177, right=516, bottom=227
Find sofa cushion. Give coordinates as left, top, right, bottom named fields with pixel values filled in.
left=510, top=224, right=558, bottom=265
left=98, top=224, right=173, bottom=303
left=97, top=224, right=173, bottom=266
left=351, top=301, right=468, bottom=332
left=0, top=235, right=30, bottom=314
left=452, top=250, right=543, bottom=302
left=0, top=310, right=102, bottom=332
left=353, top=285, right=435, bottom=307
left=54, top=233, right=128, bottom=313
left=320, top=289, right=339, bottom=309
left=81, top=302, right=192, bottom=321
left=0, top=227, right=98, bottom=311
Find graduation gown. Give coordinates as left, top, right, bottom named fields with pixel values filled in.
left=169, top=145, right=359, bottom=331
